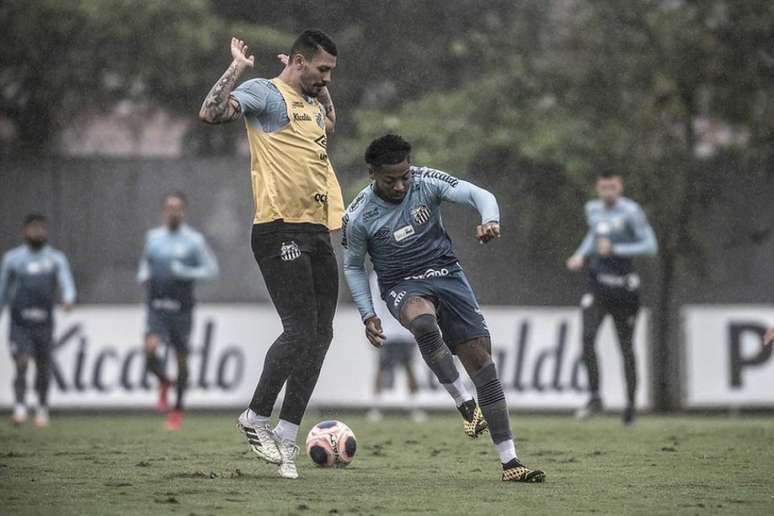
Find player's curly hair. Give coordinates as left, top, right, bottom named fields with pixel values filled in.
left=365, top=134, right=412, bottom=168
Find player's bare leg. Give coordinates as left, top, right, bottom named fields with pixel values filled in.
left=457, top=337, right=545, bottom=482
left=400, top=297, right=483, bottom=437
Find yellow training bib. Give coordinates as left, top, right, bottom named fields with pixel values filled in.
left=244, top=78, right=344, bottom=230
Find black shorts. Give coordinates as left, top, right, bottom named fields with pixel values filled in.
left=145, top=308, right=193, bottom=353
left=9, top=322, right=52, bottom=356
left=385, top=270, right=489, bottom=351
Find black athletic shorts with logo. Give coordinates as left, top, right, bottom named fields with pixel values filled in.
left=384, top=268, right=489, bottom=352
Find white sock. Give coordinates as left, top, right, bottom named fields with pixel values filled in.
left=495, top=440, right=518, bottom=464
left=246, top=408, right=271, bottom=426
left=441, top=375, right=473, bottom=407
left=274, top=419, right=299, bottom=443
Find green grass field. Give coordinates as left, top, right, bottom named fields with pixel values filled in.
left=1, top=412, right=773, bottom=515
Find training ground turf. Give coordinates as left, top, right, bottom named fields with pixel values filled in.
left=1, top=413, right=772, bottom=515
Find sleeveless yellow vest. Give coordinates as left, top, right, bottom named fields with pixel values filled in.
left=244, top=78, right=344, bottom=229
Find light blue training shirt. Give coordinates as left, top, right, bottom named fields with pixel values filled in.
left=0, top=245, right=76, bottom=326
left=342, top=166, right=500, bottom=322
left=137, top=224, right=219, bottom=312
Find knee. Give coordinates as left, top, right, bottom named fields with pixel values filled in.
left=15, top=355, right=30, bottom=371
left=407, top=313, right=439, bottom=338
left=144, top=336, right=160, bottom=353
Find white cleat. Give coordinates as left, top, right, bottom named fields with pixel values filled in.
left=34, top=407, right=49, bottom=428
left=276, top=439, right=300, bottom=479
left=237, top=410, right=281, bottom=465
left=10, top=404, right=27, bottom=426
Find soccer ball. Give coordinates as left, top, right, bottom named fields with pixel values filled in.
left=305, top=420, right=357, bottom=467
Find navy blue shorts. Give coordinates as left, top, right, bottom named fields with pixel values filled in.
left=145, top=309, right=192, bottom=353
left=384, top=270, right=489, bottom=352
left=9, top=322, right=52, bottom=356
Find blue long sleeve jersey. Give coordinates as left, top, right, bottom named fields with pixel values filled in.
left=573, top=197, right=658, bottom=279
left=342, top=166, right=500, bottom=322
left=0, top=245, right=76, bottom=326
left=137, top=224, right=219, bottom=311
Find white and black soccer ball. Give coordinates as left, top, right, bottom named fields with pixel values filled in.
left=305, top=420, right=357, bottom=467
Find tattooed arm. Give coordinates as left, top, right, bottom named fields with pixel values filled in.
left=199, top=38, right=255, bottom=124
left=318, top=87, right=336, bottom=133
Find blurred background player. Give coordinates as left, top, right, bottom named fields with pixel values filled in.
left=0, top=214, right=76, bottom=427
left=566, top=172, right=657, bottom=425
left=366, top=270, right=427, bottom=423
left=343, top=134, right=545, bottom=483
left=137, top=192, right=219, bottom=430
left=199, top=30, right=343, bottom=479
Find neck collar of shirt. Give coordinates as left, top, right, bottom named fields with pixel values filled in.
left=274, top=77, right=317, bottom=105
left=369, top=183, right=407, bottom=209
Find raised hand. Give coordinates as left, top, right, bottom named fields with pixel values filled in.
left=277, top=53, right=290, bottom=67
left=231, top=37, right=255, bottom=70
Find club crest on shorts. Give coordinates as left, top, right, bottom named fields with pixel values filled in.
left=411, top=205, right=431, bottom=225
left=280, top=241, right=301, bottom=262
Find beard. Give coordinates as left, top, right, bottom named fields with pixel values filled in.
left=25, top=237, right=46, bottom=250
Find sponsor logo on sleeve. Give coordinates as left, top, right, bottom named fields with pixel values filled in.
left=422, top=169, right=459, bottom=187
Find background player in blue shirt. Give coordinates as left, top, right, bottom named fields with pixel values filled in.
left=138, top=192, right=219, bottom=430
left=343, top=134, right=545, bottom=483
left=0, top=214, right=76, bottom=427
left=566, top=172, right=658, bottom=425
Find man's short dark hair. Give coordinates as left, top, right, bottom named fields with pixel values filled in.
left=291, top=29, right=337, bottom=60
left=597, top=169, right=622, bottom=180
left=23, top=213, right=46, bottom=226
left=163, top=191, right=187, bottom=206
left=365, top=134, right=412, bottom=168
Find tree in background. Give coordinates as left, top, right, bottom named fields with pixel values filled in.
left=338, top=0, right=774, bottom=408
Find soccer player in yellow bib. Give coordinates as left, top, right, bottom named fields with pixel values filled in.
left=199, top=30, right=343, bottom=479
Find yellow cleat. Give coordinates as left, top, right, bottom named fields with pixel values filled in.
left=458, top=400, right=488, bottom=439
left=502, top=460, right=546, bottom=483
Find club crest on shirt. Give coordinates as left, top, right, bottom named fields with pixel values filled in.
left=411, top=205, right=431, bottom=225
left=316, top=111, right=324, bottom=129
left=280, top=241, right=301, bottom=262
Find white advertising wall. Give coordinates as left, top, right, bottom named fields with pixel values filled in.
left=0, top=304, right=651, bottom=411
left=683, top=305, right=774, bottom=408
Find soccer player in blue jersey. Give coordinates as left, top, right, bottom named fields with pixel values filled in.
left=342, top=134, right=545, bottom=483
left=138, top=192, right=219, bottom=430
left=0, top=214, right=76, bottom=427
left=566, top=172, right=658, bottom=425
